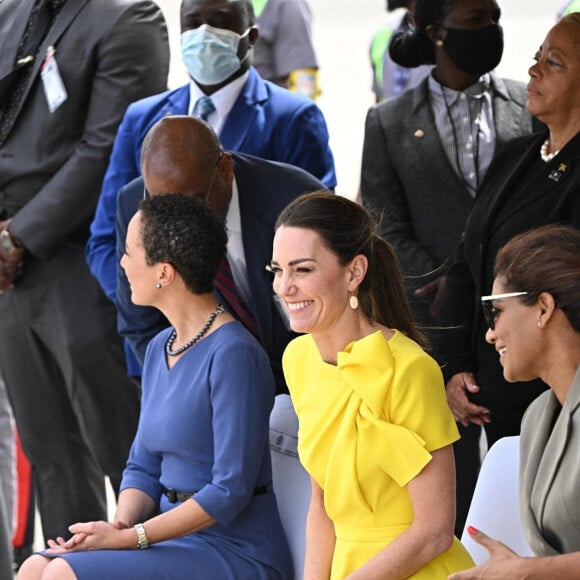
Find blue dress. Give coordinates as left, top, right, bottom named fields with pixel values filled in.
left=52, top=322, right=293, bottom=579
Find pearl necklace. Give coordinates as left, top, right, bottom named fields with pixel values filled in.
left=165, top=304, right=225, bottom=357
left=540, top=139, right=560, bottom=163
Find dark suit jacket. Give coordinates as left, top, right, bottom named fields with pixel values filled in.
left=0, top=0, right=169, bottom=256
left=360, top=74, right=538, bottom=301
left=86, top=67, right=336, bottom=303
left=438, top=131, right=580, bottom=417
left=116, top=153, right=326, bottom=393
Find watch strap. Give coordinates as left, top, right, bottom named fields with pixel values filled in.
left=134, top=522, right=149, bottom=549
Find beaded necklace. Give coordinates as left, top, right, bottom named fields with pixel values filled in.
left=540, top=139, right=560, bottom=163
left=165, top=304, right=225, bottom=357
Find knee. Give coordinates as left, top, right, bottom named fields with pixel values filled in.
left=17, top=554, right=77, bottom=580
left=17, top=554, right=49, bottom=579
left=42, top=557, right=77, bottom=580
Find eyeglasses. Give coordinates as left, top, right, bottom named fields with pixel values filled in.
left=204, top=149, right=224, bottom=205
left=480, top=291, right=528, bottom=330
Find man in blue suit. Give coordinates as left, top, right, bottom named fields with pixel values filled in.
left=117, top=116, right=326, bottom=391
left=87, top=0, right=336, bottom=356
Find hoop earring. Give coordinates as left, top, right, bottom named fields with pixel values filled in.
left=349, top=295, right=359, bottom=310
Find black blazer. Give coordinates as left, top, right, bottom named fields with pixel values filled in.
left=116, top=152, right=326, bottom=393
left=438, top=131, right=580, bottom=416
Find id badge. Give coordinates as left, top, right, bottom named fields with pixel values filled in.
left=41, top=46, right=68, bottom=113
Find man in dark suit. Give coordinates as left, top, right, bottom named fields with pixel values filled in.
left=86, top=0, right=336, bottom=359
left=0, top=0, right=169, bottom=542
left=116, top=116, right=326, bottom=393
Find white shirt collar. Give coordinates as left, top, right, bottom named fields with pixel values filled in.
left=187, top=71, right=250, bottom=136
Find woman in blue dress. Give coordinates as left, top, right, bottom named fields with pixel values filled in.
left=18, top=194, right=293, bottom=580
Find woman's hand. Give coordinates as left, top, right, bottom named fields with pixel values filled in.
left=448, top=527, right=523, bottom=579
left=46, top=520, right=134, bottom=553
left=445, top=372, right=491, bottom=427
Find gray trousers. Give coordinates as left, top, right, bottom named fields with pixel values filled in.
left=0, top=377, right=14, bottom=538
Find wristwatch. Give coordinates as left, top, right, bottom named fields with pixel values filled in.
left=0, top=229, right=21, bottom=254
left=134, top=523, right=149, bottom=550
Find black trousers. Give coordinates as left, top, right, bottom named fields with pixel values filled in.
left=0, top=243, right=140, bottom=542
left=453, top=423, right=481, bottom=537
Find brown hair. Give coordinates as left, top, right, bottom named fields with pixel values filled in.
left=494, top=224, right=580, bottom=332
left=276, top=191, right=427, bottom=348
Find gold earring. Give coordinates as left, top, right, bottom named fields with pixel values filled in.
left=349, top=295, right=359, bottom=310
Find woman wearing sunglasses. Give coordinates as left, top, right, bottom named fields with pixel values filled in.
left=449, top=223, right=580, bottom=579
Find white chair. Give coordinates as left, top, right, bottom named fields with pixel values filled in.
left=269, top=395, right=311, bottom=580
left=460, top=435, right=534, bottom=564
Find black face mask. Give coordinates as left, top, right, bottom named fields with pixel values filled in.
left=442, top=23, right=504, bottom=76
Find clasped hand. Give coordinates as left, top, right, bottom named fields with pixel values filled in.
left=445, top=372, right=491, bottom=427
left=0, top=220, right=24, bottom=293
left=46, top=520, right=130, bottom=553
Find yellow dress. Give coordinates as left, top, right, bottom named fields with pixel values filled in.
left=283, top=330, right=474, bottom=579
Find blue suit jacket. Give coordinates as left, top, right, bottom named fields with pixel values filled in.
left=87, top=67, right=336, bottom=303
left=116, top=152, right=327, bottom=391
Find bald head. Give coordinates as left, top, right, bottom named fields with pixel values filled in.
left=140, top=115, right=223, bottom=196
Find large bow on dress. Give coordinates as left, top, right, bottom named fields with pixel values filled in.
left=325, top=332, right=432, bottom=517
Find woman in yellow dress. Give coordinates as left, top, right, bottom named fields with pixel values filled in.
left=270, top=192, right=474, bottom=579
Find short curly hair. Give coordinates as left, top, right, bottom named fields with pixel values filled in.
left=138, top=194, right=227, bottom=295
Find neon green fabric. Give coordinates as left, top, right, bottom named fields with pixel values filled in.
left=370, top=27, right=394, bottom=92
left=252, top=0, right=268, bottom=18
left=563, top=0, right=580, bottom=13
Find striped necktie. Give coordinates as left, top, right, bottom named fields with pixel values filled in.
left=193, top=96, right=215, bottom=122
left=214, top=258, right=260, bottom=338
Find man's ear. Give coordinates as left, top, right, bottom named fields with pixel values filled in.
left=249, top=26, right=259, bottom=45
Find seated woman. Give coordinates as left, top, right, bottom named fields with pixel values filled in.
left=449, top=224, right=580, bottom=579
left=269, top=191, right=474, bottom=579
left=18, top=194, right=293, bottom=579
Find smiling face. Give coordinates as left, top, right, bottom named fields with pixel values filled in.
left=271, top=226, right=360, bottom=337
left=484, top=278, right=542, bottom=383
left=526, top=17, right=580, bottom=124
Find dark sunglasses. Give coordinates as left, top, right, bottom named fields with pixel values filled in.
left=480, top=291, right=528, bottom=330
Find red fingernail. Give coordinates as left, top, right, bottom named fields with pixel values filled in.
left=467, top=525, right=478, bottom=535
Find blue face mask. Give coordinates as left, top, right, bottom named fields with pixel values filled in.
left=181, top=24, right=251, bottom=86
